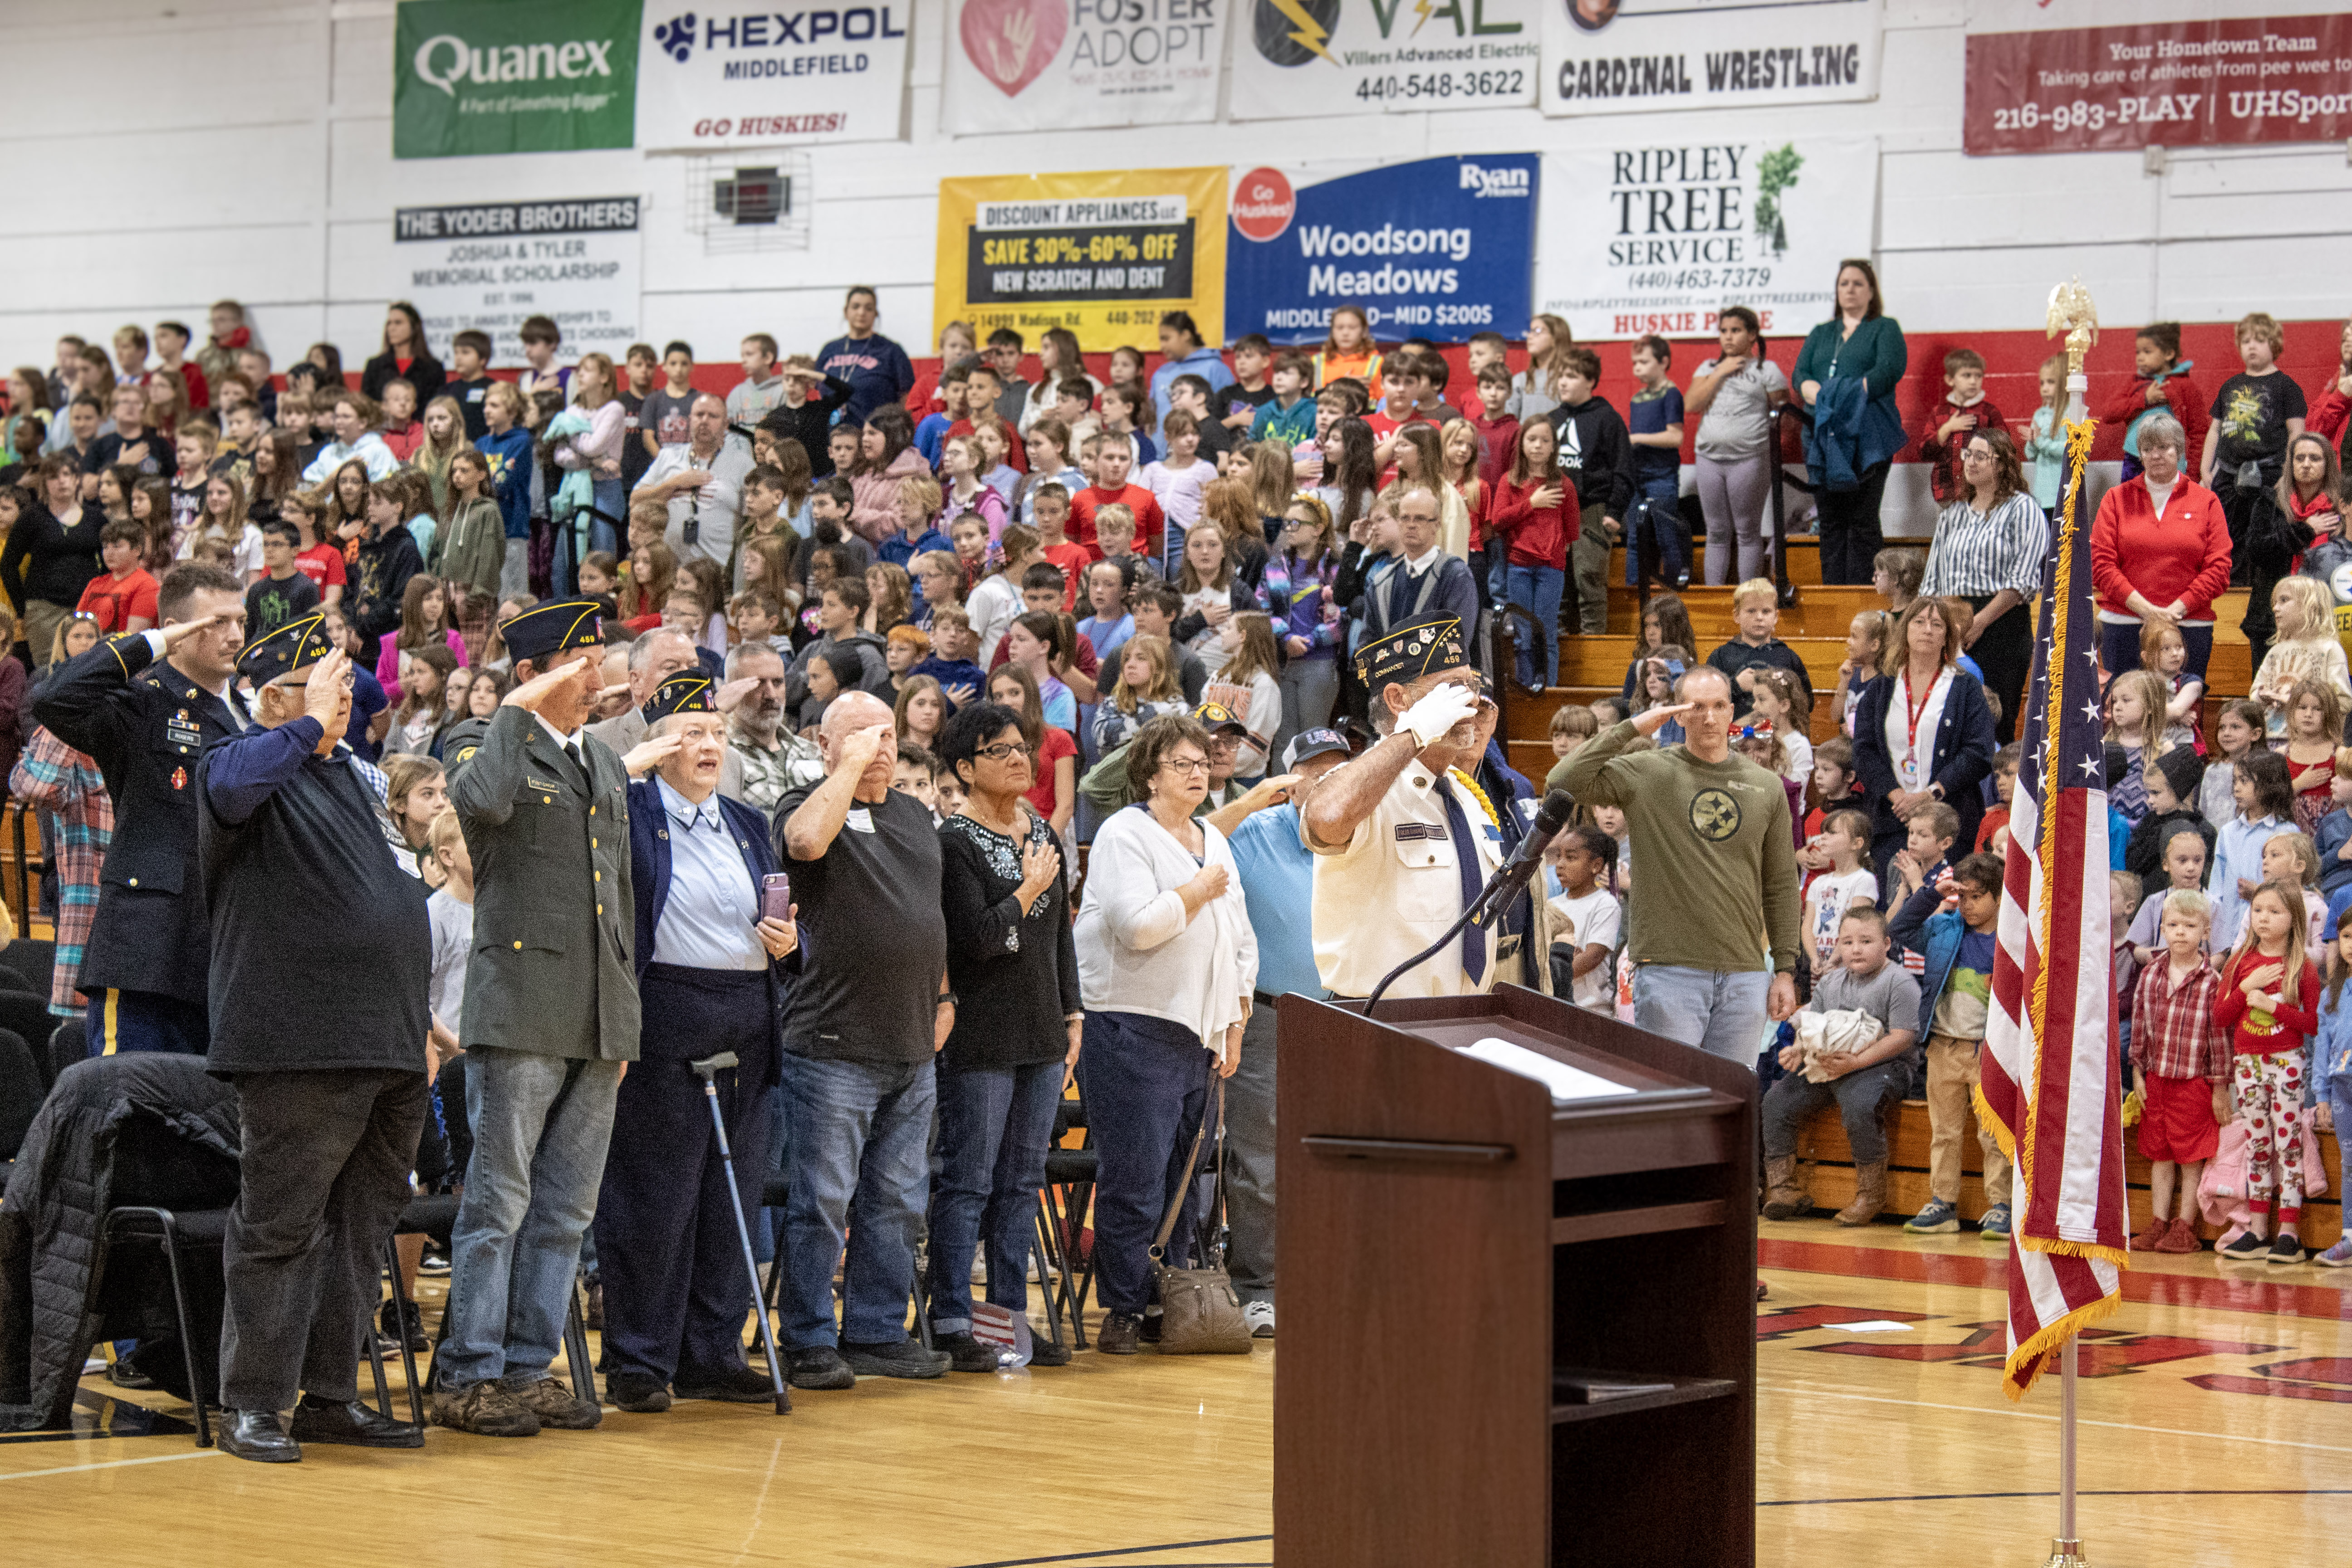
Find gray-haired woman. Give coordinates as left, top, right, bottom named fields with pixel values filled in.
left=2088, top=412, right=2233, bottom=678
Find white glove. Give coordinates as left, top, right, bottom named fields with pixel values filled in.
left=1400, top=682, right=1479, bottom=747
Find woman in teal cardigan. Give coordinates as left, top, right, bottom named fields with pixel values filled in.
left=1793, top=259, right=1909, bottom=585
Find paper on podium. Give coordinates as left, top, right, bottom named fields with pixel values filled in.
left=1460, top=1037, right=1637, bottom=1104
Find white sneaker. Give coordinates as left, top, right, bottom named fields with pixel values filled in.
left=1243, top=1300, right=1275, bottom=1339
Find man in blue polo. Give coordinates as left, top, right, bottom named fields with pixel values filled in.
left=1221, top=728, right=1351, bottom=1340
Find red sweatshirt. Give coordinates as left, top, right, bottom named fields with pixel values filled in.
left=1484, top=473, right=1579, bottom=570
left=2096, top=369, right=2209, bottom=468
left=1915, top=395, right=2008, bottom=503
left=2213, top=948, right=2320, bottom=1058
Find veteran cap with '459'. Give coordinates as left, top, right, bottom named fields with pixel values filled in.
left=497, top=598, right=607, bottom=667
left=1356, top=615, right=1469, bottom=689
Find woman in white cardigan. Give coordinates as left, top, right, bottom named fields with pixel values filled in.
left=1073, top=712, right=1257, bottom=1356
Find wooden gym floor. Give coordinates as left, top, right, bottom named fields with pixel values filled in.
left=6, top=1230, right=2349, bottom=1566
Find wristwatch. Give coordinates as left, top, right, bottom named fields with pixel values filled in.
left=936, top=991, right=958, bottom=1010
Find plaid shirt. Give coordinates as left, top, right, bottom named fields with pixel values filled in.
left=2130, top=954, right=2232, bottom=1083
left=9, top=727, right=116, bottom=1016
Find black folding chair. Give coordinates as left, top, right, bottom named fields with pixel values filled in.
left=99, top=1206, right=229, bottom=1448
left=0, top=1028, right=39, bottom=1190
left=0, top=938, right=54, bottom=996
left=380, top=1192, right=460, bottom=1426
left=43, top=1018, right=86, bottom=1089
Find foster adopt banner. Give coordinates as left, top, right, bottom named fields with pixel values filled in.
left=634, top=2, right=911, bottom=148
left=394, top=0, right=641, bottom=159
left=935, top=168, right=1227, bottom=352
left=942, top=0, right=1224, bottom=135
left=395, top=199, right=644, bottom=367
left=1229, top=0, right=1541, bottom=120
left=1542, top=0, right=1881, bottom=117
left=1535, top=136, right=1876, bottom=341
left=1226, top=157, right=1536, bottom=347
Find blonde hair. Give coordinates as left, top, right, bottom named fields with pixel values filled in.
left=2103, top=669, right=2171, bottom=747
left=427, top=805, right=465, bottom=855
left=2271, top=575, right=2333, bottom=645
left=2160, top=887, right=2212, bottom=926
left=1730, top=577, right=1777, bottom=611
left=1107, top=631, right=1180, bottom=713
left=2235, top=312, right=2285, bottom=354
left=2229, top=878, right=2310, bottom=1001
left=2267, top=830, right=2322, bottom=889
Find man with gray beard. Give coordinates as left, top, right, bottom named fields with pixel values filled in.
left=725, top=643, right=824, bottom=814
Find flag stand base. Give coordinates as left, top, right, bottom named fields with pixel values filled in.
left=2043, top=1540, right=2090, bottom=1567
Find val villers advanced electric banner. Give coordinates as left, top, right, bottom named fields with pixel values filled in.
left=935, top=168, right=1227, bottom=352
left=1965, top=10, right=2352, bottom=155
left=1225, top=156, right=1536, bottom=347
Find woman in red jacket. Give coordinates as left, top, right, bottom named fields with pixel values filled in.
left=2089, top=412, right=2231, bottom=679
left=1486, top=420, right=1580, bottom=689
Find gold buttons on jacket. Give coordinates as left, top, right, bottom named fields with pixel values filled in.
left=513, top=941, right=523, bottom=950
left=128, top=878, right=138, bottom=887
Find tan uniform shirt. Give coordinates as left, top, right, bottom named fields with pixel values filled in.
left=1309, top=761, right=1504, bottom=998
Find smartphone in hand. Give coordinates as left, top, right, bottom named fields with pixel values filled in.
left=761, top=872, right=792, bottom=922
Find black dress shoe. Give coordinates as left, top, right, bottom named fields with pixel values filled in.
left=219, top=1409, right=303, bottom=1463
left=289, top=1397, right=424, bottom=1449
left=933, top=1331, right=1004, bottom=1374
left=605, top=1371, right=672, bottom=1412
left=673, top=1364, right=780, bottom=1405
left=1029, top=1338, right=1072, bottom=1367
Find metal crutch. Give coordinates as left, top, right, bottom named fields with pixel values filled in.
left=690, top=1051, right=792, bottom=1414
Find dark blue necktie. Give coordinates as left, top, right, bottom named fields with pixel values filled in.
left=1438, top=782, right=1488, bottom=985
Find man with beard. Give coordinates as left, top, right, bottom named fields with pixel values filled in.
left=724, top=643, right=824, bottom=814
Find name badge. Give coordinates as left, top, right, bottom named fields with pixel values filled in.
left=165, top=721, right=203, bottom=749
left=846, top=808, right=875, bottom=834
left=526, top=776, right=563, bottom=794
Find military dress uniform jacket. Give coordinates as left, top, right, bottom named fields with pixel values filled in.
left=448, top=704, right=640, bottom=1061
left=31, top=632, right=250, bottom=1005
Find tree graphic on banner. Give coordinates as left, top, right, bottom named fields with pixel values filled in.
left=1754, top=144, right=1804, bottom=259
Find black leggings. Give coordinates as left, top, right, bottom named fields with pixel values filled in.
left=1815, top=461, right=1890, bottom=585
left=1964, top=595, right=2034, bottom=746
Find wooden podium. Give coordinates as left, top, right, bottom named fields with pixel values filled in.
left=1275, top=984, right=1757, bottom=1567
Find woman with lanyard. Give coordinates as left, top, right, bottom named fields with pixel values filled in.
left=2087, top=412, right=2231, bottom=679
left=1851, top=596, right=1998, bottom=886
left=1919, top=428, right=2046, bottom=746
left=1793, top=259, right=1909, bottom=585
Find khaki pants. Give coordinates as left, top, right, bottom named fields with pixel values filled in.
left=1926, top=1033, right=2012, bottom=1207
left=21, top=599, right=71, bottom=665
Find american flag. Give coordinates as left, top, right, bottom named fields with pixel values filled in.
left=1979, top=416, right=2128, bottom=1402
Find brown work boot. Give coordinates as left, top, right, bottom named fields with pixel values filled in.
left=1835, top=1162, right=1887, bottom=1226
left=1762, top=1156, right=1810, bottom=1221
left=506, top=1375, right=603, bottom=1430
left=428, top=1378, right=539, bottom=1438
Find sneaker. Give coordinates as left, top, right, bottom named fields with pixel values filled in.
left=1903, top=1199, right=1960, bottom=1235
left=2155, top=1216, right=2204, bottom=1254
left=429, top=1379, right=540, bottom=1438
left=1029, top=1338, right=1072, bottom=1367
left=2316, top=1238, right=2352, bottom=1268
left=932, top=1332, right=1004, bottom=1374
left=786, top=1346, right=857, bottom=1391
left=839, top=1338, right=951, bottom=1380
left=379, top=1296, right=427, bottom=1353
left=1242, top=1300, right=1275, bottom=1339
left=674, top=1365, right=780, bottom=1404
left=417, top=1247, right=451, bottom=1276
left=505, top=1376, right=602, bottom=1429
left=1978, top=1203, right=2012, bottom=1241
left=1096, top=1311, right=1143, bottom=1355
left=604, top=1371, right=671, bottom=1413
left=2218, top=1228, right=2269, bottom=1261
left=2130, top=1216, right=2170, bottom=1251
left=2267, top=1231, right=2305, bottom=1266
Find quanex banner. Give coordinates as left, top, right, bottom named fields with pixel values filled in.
left=1223, top=156, right=1538, bottom=346
left=394, top=0, right=642, bottom=159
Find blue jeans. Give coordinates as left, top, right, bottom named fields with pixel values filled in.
left=1632, top=964, right=1773, bottom=1068
left=2332, top=1082, right=2352, bottom=1217
left=440, top=1047, right=622, bottom=1387
left=925, top=1059, right=1062, bottom=1335
left=1078, top=1011, right=1215, bottom=1316
left=1625, top=474, right=1684, bottom=585
left=776, top=1053, right=936, bottom=1349
left=1505, top=565, right=1564, bottom=688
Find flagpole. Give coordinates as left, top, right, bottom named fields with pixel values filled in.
left=2050, top=1340, right=2083, bottom=1566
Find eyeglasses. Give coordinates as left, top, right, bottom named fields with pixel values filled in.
left=972, top=742, right=1029, bottom=762
left=1161, top=756, right=1211, bottom=775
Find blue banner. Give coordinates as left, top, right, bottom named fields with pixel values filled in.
left=1224, top=154, right=1538, bottom=347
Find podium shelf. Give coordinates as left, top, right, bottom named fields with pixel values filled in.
left=1550, top=1371, right=1738, bottom=1425
left=1549, top=1199, right=1728, bottom=1245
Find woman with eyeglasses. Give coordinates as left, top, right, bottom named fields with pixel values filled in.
left=1072, top=713, right=1256, bottom=1356
left=1919, top=428, right=2046, bottom=745
left=924, top=701, right=1082, bottom=1372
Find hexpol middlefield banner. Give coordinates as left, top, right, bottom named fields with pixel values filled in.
left=395, top=0, right=642, bottom=158
left=1224, top=155, right=1539, bottom=347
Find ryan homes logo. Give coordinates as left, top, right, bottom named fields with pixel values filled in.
left=1253, top=0, right=1521, bottom=67
left=1460, top=161, right=1529, bottom=198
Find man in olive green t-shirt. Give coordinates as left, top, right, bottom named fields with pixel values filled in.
left=1554, top=664, right=1801, bottom=1062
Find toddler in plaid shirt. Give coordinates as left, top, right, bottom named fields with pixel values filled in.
left=2128, top=889, right=2233, bottom=1255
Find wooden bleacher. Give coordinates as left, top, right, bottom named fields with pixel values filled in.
left=1791, top=1100, right=2344, bottom=1249
left=1500, top=536, right=2254, bottom=783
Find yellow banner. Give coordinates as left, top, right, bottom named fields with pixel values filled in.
left=934, top=167, right=1226, bottom=354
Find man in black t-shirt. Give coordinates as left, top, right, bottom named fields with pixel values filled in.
left=771, top=689, right=953, bottom=1389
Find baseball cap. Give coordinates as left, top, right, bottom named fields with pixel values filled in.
left=1284, top=728, right=1348, bottom=771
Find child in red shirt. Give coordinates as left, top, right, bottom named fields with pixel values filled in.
left=78, top=520, right=161, bottom=633
left=1485, top=420, right=1579, bottom=689
left=1468, top=363, right=1518, bottom=493
left=2212, top=881, right=2323, bottom=1261
left=1915, top=348, right=2006, bottom=504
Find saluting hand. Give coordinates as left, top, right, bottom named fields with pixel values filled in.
left=160, top=608, right=241, bottom=649
left=1630, top=701, right=1692, bottom=739
left=836, top=722, right=890, bottom=778
left=505, top=655, right=590, bottom=715
left=621, top=733, right=682, bottom=777
left=714, top=676, right=759, bottom=713
left=301, top=647, right=350, bottom=743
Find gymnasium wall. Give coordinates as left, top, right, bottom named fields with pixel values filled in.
left=5, top=0, right=2348, bottom=537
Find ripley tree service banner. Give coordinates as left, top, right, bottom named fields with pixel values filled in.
left=1965, top=11, right=2352, bottom=155
left=1534, top=136, right=1877, bottom=341
left=942, top=0, right=1225, bottom=135
left=935, top=168, right=1227, bottom=352
left=1226, top=156, right=1537, bottom=346
left=1543, top=0, right=1881, bottom=117
left=395, top=199, right=644, bottom=367
left=394, top=0, right=641, bottom=159
left=1228, top=0, right=1541, bottom=121
left=634, top=2, right=911, bottom=149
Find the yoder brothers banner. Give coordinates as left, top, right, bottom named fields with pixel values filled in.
left=395, top=199, right=644, bottom=367
left=935, top=168, right=1227, bottom=353
left=1534, top=136, right=1877, bottom=341
left=1225, top=156, right=1537, bottom=347
left=1228, top=0, right=1542, bottom=121
left=394, top=0, right=642, bottom=159
left=942, top=0, right=1225, bottom=135
left=1542, top=0, right=1881, bottom=117
left=634, top=2, right=912, bottom=150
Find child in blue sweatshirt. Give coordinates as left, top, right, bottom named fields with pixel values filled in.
left=1889, top=852, right=2015, bottom=1241
left=2317, top=904, right=2352, bottom=1267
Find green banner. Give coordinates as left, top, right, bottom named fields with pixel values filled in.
left=394, top=0, right=641, bottom=160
